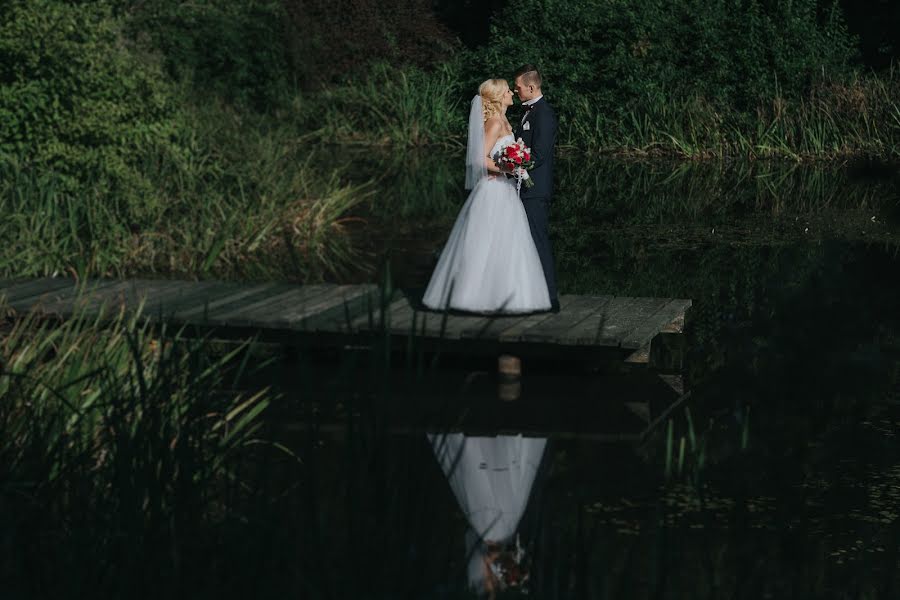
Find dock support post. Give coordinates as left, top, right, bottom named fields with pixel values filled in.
left=498, top=354, right=521, bottom=401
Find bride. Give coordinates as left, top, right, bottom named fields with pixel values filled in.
left=428, top=432, right=546, bottom=596
left=422, top=79, right=551, bottom=314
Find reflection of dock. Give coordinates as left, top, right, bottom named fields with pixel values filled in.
left=0, top=279, right=690, bottom=362
left=285, top=371, right=688, bottom=443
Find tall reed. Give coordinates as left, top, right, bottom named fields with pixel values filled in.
left=0, top=300, right=273, bottom=597
left=0, top=99, right=372, bottom=281
left=315, top=62, right=467, bottom=147
left=566, top=70, right=900, bottom=160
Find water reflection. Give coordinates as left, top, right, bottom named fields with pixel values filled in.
left=429, top=432, right=546, bottom=596
left=333, top=151, right=900, bottom=293
left=260, top=151, right=900, bottom=597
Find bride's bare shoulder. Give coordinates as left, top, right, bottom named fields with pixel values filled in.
left=483, top=116, right=504, bottom=137
left=484, top=116, right=504, bottom=133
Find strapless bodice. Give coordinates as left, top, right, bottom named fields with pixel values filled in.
left=489, top=134, right=515, bottom=159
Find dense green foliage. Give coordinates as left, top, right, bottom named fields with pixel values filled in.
left=480, top=0, right=856, bottom=118
left=0, top=0, right=177, bottom=199
left=306, top=0, right=900, bottom=157
left=118, top=0, right=292, bottom=108
left=0, top=0, right=898, bottom=281
left=0, top=0, right=368, bottom=280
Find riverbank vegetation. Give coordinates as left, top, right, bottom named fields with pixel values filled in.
left=2, top=0, right=899, bottom=279
left=0, top=303, right=276, bottom=597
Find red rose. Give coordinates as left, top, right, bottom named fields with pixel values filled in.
left=515, top=156, right=522, bottom=164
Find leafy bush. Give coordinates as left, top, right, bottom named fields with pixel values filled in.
left=0, top=0, right=179, bottom=199
left=117, top=0, right=292, bottom=108
left=282, top=0, right=456, bottom=86
left=476, top=0, right=857, bottom=122
left=316, top=62, right=468, bottom=145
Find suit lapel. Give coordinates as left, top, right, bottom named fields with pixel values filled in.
left=517, top=98, right=542, bottom=142
left=520, top=97, right=544, bottom=124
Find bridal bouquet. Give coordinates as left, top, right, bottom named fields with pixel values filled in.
left=495, top=139, right=535, bottom=190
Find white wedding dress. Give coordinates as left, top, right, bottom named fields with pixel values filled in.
left=422, top=134, right=551, bottom=313
left=428, top=433, right=546, bottom=591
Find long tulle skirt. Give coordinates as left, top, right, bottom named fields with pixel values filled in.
left=422, top=176, right=551, bottom=313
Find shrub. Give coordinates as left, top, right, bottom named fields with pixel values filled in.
left=0, top=0, right=179, bottom=200
left=476, top=0, right=857, bottom=123
left=117, top=0, right=292, bottom=108
left=282, top=0, right=456, bottom=86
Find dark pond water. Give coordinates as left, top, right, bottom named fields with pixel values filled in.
left=250, top=156, right=900, bottom=598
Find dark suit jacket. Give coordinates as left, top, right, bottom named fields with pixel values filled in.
left=514, top=97, right=558, bottom=200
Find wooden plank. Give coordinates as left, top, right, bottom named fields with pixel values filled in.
left=2, top=278, right=692, bottom=359
left=242, top=285, right=367, bottom=329
left=109, top=280, right=238, bottom=323
left=299, top=285, right=379, bottom=332
left=174, top=282, right=285, bottom=322
left=157, top=281, right=241, bottom=321
left=609, top=298, right=672, bottom=348
left=561, top=296, right=643, bottom=346
left=404, top=309, right=445, bottom=338
left=103, top=280, right=194, bottom=312
left=223, top=284, right=339, bottom=327
left=0, top=278, right=76, bottom=306
left=387, top=302, right=419, bottom=336
left=620, top=299, right=692, bottom=350
left=353, top=296, right=410, bottom=332
left=35, top=279, right=129, bottom=318
left=432, top=313, right=492, bottom=340
left=521, top=295, right=610, bottom=343
left=434, top=296, right=573, bottom=342
left=1, top=277, right=74, bottom=302
left=442, top=302, right=548, bottom=340
left=459, top=314, right=522, bottom=340
left=345, top=290, right=400, bottom=331
left=409, top=309, right=459, bottom=338
left=202, top=283, right=297, bottom=323
left=597, top=297, right=669, bottom=347
left=494, top=295, right=581, bottom=343
left=140, top=281, right=225, bottom=318
left=383, top=295, right=426, bottom=335
left=211, top=284, right=333, bottom=325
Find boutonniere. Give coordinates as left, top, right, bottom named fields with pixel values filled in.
left=522, top=122, right=530, bottom=131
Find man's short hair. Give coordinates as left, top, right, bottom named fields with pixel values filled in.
left=514, top=64, right=542, bottom=88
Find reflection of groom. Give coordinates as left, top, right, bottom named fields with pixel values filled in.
left=513, top=65, right=559, bottom=312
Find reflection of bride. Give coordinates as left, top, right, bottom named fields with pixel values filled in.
left=428, top=432, right=546, bottom=596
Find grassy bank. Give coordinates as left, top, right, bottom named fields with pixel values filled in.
left=0, top=100, right=371, bottom=281
left=311, top=63, right=900, bottom=161
left=572, top=70, right=900, bottom=160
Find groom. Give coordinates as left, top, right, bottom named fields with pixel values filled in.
left=513, top=64, right=559, bottom=312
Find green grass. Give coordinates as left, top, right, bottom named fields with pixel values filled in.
left=315, top=62, right=467, bottom=147
left=0, top=99, right=373, bottom=282
left=301, top=63, right=900, bottom=161
left=566, top=70, right=900, bottom=160
left=0, top=300, right=274, bottom=597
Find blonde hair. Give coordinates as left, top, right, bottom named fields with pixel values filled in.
left=478, top=78, right=508, bottom=122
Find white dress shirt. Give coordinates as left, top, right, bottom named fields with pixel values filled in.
left=521, top=94, right=543, bottom=124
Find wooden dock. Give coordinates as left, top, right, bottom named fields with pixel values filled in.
left=0, top=278, right=691, bottom=362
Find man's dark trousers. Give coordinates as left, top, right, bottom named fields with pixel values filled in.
left=521, top=195, right=557, bottom=303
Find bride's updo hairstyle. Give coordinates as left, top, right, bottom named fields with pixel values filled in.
left=478, top=78, right=507, bottom=122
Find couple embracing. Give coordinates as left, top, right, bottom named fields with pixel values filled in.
left=422, top=65, right=560, bottom=315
